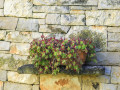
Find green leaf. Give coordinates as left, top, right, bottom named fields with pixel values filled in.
left=82, top=44, right=86, bottom=50
left=78, top=45, right=81, bottom=50
left=80, top=41, right=83, bottom=45
left=46, top=49, right=49, bottom=54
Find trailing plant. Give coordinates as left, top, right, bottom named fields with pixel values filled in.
left=29, top=35, right=96, bottom=75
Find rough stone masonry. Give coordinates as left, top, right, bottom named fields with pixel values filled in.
left=0, top=0, right=120, bottom=90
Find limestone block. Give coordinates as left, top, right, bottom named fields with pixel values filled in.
left=108, top=33, right=120, bottom=41
left=44, top=33, right=65, bottom=39
left=33, top=13, right=46, bottom=18
left=10, top=43, right=30, bottom=55
left=13, top=55, right=28, bottom=61
left=108, top=42, right=120, bottom=51
left=111, top=66, right=120, bottom=84
left=33, top=0, right=98, bottom=5
left=86, top=10, right=120, bottom=26
left=0, top=0, right=4, bottom=8
left=4, top=0, right=33, bottom=17
left=108, top=27, right=120, bottom=32
left=31, top=32, right=42, bottom=39
left=0, top=41, right=10, bottom=50
left=0, top=70, right=7, bottom=81
left=61, top=14, right=85, bottom=25
left=0, top=54, right=11, bottom=59
left=70, top=10, right=85, bottom=14
left=46, top=14, right=61, bottom=24
left=98, top=0, right=120, bottom=9
left=40, top=74, right=81, bottom=90
left=70, top=6, right=91, bottom=10
left=0, top=9, right=3, bottom=16
left=16, top=18, right=39, bottom=32
left=105, top=66, right=111, bottom=75
left=0, top=31, right=6, bottom=40
left=8, top=71, right=39, bottom=84
left=4, top=82, right=32, bottom=90
left=33, top=6, right=70, bottom=13
left=0, top=17, right=18, bottom=30
left=99, top=83, right=117, bottom=90
left=38, top=19, right=45, bottom=24
left=0, top=81, right=3, bottom=90
left=33, top=85, right=39, bottom=90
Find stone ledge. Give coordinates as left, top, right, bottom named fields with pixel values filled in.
left=17, top=64, right=105, bottom=75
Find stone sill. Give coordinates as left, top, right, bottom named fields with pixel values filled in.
left=17, top=64, right=105, bottom=75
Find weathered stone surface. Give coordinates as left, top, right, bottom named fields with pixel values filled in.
left=31, top=32, right=42, bottom=39
left=8, top=71, right=39, bottom=84
left=0, top=9, right=3, bottom=16
left=33, top=0, right=98, bottom=5
left=118, top=85, right=120, bottom=90
left=13, top=55, right=28, bottom=61
left=0, top=54, right=11, bottom=59
left=105, top=66, right=111, bottom=75
left=0, top=70, right=7, bottom=81
left=61, top=14, right=85, bottom=25
left=40, top=74, right=81, bottom=90
left=4, top=82, right=32, bottom=90
left=0, top=0, right=4, bottom=8
left=70, top=6, right=91, bottom=10
left=108, top=42, right=120, bottom=51
left=16, top=18, right=39, bottom=32
left=108, top=33, right=120, bottom=41
left=39, top=25, right=70, bottom=33
left=0, top=17, right=18, bottom=30
left=86, top=10, right=120, bottom=26
left=17, top=64, right=38, bottom=74
left=33, top=13, right=46, bottom=18
left=0, top=81, right=3, bottom=90
left=10, top=43, right=30, bottom=55
left=111, top=66, right=120, bottom=84
left=4, top=0, right=33, bottom=17
left=0, top=41, right=10, bottom=50
left=6, top=32, right=32, bottom=43
left=33, top=6, right=70, bottom=13
left=46, top=14, right=61, bottom=24
left=70, top=10, right=85, bottom=14
left=33, top=85, right=39, bottom=90
left=44, top=33, right=65, bottom=39
left=108, top=27, right=120, bottom=32
left=99, top=83, right=117, bottom=90
left=38, top=19, right=45, bottom=24
left=0, top=31, right=6, bottom=40
left=98, top=0, right=120, bottom=9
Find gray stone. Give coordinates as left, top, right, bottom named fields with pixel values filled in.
left=0, top=31, right=6, bottom=40
left=117, top=85, right=120, bottom=90
left=61, top=14, right=85, bottom=25
left=108, top=27, right=120, bottom=32
left=0, top=41, right=10, bottom=50
left=98, top=0, right=120, bottom=9
left=33, top=13, right=46, bottom=18
left=33, top=6, right=70, bottom=13
left=4, top=82, right=32, bottom=90
left=86, top=10, right=120, bottom=26
left=16, top=18, right=39, bottom=32
left=108, top=33, right=120, bottom=41
left=0, top=17, right=18, bottom=30
left=46, top=14, right=61, bottom=24
left=99, top=83, right=117, bottom=90
left=13, top=55, right=28, bottom=61
left=108, top=42, right=120, bottom=51
left=0, top=9, right=3, bottom=16
left=105, top=66, right=111, bottom=75
left=70, top=6, right=91, bottom=10
left=0, top=0, right=4, bottom=8
left=4, top=0, right=33, bottom=17
left=0, top=70, right=7, bottom=81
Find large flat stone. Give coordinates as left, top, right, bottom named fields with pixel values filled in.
left=108, top=27, right=120, bottom=32
left=0, top=0, right=4, bottom=8
left=86, top=10, right=120, bottom=26
left=4, top=82, right=32, bottom=90
left=98, top=0, right=120, bottom=9
left=0, top=31, right=6, bottom=40
left=99, top=83, right=117, bottom=90
left=0, top=41, right=10, bottom=50
left=0, top=70, right=7, bottom=81
left=40, top=74, right=81, bottom=90
left=4, top=0, right=33, bottom=17
left=10, top=43, right=30, bottom=55
left=0, top=81, right=3, bottom=90
left=61, top=14, right=85, bottom=25
left=108, top=33, right=120, bottom=41
left=8, top=71, right=39, bottom=84
left=108, top=42, right=120, bottom=51
left=16, top=18, right=39, bottom=32
left=33, top=13, right=46, bottom=19
left=0, top=17, right=18, bottom=30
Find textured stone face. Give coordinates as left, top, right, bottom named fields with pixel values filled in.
left=0, top=9, right=3, bottom=16
left=33, top=85, right=39, bottom=90
left=0, top=41, right=10, bottom=50
left=108, top=42, right=120, bottom=51
left=16, top=18, right=39, bottom=32
left=10, top=43, right=30, bottom=55
left=0, top=70, right=7, bottom=81
left=33, top=13, right=46, bottom=19
left=98, top=0, right=120, bottom=9
left=4, top=82, right=32, bottom=90
left=0, top=17, right=18, bottom=30
left=40, top=74, right=81, bottom=90
left=108, top=27, right=120, bottom=32
left=0, top=0, right=4, bottom=8
left=0, top=31, right=6, bottom=40
left=99, top=83, right=117, bottom=90
left=4, top=0, right=33, bottom=17
left=8, top=71, right=39, bottom=84
left=61, top=14, right=85, bottom=25
left=0, top=81, right=3, bottom=90
left=108, top=33, right=120, bottom=41
left=13, top=55, right=28, bottom=61
left=86, top=10, right=120, bottom=26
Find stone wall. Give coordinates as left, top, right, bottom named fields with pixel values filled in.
left=0, top=0, right=120, bottom=90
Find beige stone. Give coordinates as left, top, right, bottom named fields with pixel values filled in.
left=0, top=81, right=3, bottom=90
left=38, top=19, right=45, bottom=24
left=0, top=54, right=11, bottom=59
left=70, top=6, right=91, bottom=10
left=8, top=71, right=39, bottom=84
left=33, top=85, right=39, bottom=90
left=33, top=13, right=46, bottom=18
left=111, top=66, right=120, bottom=84
left=0, top=41, right=10, bottom=50
left=4, top=0, right=33, bottom=17
left=108, top=33, right=120, bottom=41
left=4, top=82, right=32, bottom=90
left=0, top=0, right=4, bottom=8
left=0, top=9, right=3, bottom=16
left=108, top=27, right=120, bottom=32
left=31, top=32, right=42, bottom=39
left=0, top=70, right=7, bottom=81
left=10, top=43, right=30, bottom=55
left=13, top=55, right=28, bottom=60
left=0, top=31, right=6, bottom=40
left=108, top=42, right=120, bottom=51
left=40, top=74, right=81, bottom=90
left=70, top=10, right=85, bottom=14
left=99, top=83, right=117, bottom=90
left=0, top=17, right=18, bottom=30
